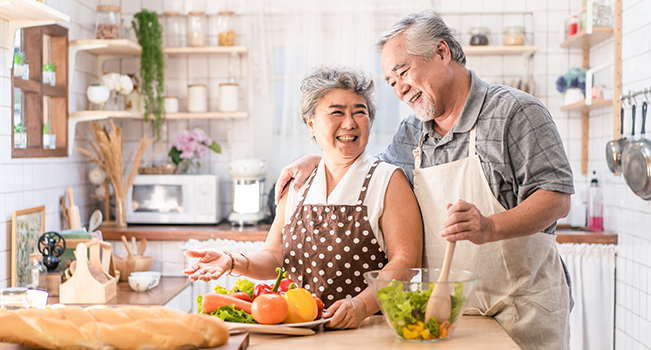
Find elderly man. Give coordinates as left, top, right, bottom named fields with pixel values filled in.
left=276, top=10, right=573, bottom=350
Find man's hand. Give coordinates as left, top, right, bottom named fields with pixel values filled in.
left=274, top=154, right=322, bottom=204
left=439, top=200, right=495, bottom=244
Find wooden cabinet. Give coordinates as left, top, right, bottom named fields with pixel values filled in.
left=560, top=0, right=622, bottom=174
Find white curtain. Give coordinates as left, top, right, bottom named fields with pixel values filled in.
left=557, top=243, right=616, bottom=350
left=245, top=0, right=433, bottom=178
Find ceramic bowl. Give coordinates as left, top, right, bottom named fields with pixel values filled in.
left=130, top=271, right=162, bottom=280
left=363, top=268, right=480, bottom=342
left=86, top=85, right=110, bottom=104
left=128, top=275, right=159, bottom=292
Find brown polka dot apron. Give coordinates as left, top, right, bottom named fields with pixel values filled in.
left=282, top=160, right=388, bottom=308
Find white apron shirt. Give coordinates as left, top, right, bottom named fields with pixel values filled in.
left=412, top=125, right=570, bottom=350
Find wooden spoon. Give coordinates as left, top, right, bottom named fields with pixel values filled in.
left=121, top=235, right=133, bottom=256
left=131, top=236, right=138, bottom=255
left=138, top=238, right=147, bottom=256
left=425, top=241, right=456, bottom=324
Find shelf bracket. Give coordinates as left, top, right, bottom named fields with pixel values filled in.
left=69, top=43, right=108, bottom=91
left=68, top=113, right=109, bottom=157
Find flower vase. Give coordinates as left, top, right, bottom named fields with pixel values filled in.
left=175, top=159, right=200, bottom=174
left=105, top=91, right=125, bottom=111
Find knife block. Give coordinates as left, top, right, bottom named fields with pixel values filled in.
left=59, top=239, right=118, bottom=304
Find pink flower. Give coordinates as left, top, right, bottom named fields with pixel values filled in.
left=171, top=129, right=215, bottom=160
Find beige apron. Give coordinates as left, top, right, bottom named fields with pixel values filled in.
left=412, top=126, right=570, bottom=350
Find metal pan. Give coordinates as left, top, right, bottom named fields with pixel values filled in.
left=606, top=107, right=628, bottom=174
left=624, top=101, right=651, bottom=199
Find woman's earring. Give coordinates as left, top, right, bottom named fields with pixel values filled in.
left=311, top=136, right=315, bottom=145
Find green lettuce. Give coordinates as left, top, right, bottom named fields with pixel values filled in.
left=211, top=278, right=255, bottom=300
left=208, top=304, right=256, bottom=323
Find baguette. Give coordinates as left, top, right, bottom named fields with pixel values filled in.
left=0, top=305, right=229, bottom=350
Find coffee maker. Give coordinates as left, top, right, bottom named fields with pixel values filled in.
left=228, top=158, right=267, bottom=225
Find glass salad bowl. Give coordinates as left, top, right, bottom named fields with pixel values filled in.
left=364, top=268, right=480, bottom=342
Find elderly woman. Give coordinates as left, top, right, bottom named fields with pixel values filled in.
left=184, top=65, right=422, bottom=329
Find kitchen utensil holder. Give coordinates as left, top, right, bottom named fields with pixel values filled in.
left=59, top=239, right=118, bottom=304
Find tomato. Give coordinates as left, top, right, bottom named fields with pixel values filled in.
left=228, top=292, right=252, bottom=303
left=314, top=297, right=324, bottom=319
left=251, top=294, right=288, bottom=324
left=283, top=288, right=318, bottom=324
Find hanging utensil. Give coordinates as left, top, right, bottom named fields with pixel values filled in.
left=624, top=101, right=651, bottom=199
left=425, top=241, right=456, bottom=324
left=121, top=235, right=133, bottom=256
left=606, top=107, right=629, bottom=174
left=621, top=102, right=637, bottom=175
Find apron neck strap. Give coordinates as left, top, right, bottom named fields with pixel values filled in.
left=296, top=168, right=319, bottom=208
left=357, top=159, right=382, bottom=204
left=469, top=125, right=477, bottom=157
left=413, top=131, right=426, bottom=170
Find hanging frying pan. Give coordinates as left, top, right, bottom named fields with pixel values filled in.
left=605, top=107, right=628, bottom=174
left=621, top=103, right=636, bottom=175
left=624, top=101, right=651, bottom=200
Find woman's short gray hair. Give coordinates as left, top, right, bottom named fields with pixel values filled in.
left=300, top=65, right=376, bottom=125
left=376, top=10, right=466, bottom=66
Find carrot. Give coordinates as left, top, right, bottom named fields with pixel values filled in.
left=202, top=292, right=253, bottom=314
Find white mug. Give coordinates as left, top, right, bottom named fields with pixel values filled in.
left=128, top=275, right=159, bottom=292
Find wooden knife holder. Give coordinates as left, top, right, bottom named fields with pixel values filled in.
left=59, top=239, right=118, bottom=304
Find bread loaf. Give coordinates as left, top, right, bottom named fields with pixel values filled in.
left=0, top=306, right=229, bottom=350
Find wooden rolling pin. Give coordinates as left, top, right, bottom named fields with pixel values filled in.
left=67, top=187, right=82, bottom=229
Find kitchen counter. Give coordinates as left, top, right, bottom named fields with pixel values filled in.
left=48, top=276, right=191, bottom=307
left=101, top=222, right=616, bottom=245
left=247, top=315, right=519, bottom=349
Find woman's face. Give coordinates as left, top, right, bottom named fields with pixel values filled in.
left=307, top=88, right=370, bottom=162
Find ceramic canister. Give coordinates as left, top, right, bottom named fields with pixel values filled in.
left=187, top=85, right=207, bottom=113
left=219, top=83, right=239, bottom=112
left=163, top=96, right=179, bottom=113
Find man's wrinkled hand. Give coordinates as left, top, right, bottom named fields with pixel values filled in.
left=439, top=200, right=495, bottom=244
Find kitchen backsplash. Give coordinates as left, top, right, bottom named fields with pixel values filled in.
left=0, top=0, right=650, bottom=348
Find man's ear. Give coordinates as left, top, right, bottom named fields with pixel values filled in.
left=436, top=40, right=450, bottom=61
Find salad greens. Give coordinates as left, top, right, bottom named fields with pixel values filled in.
left=376, top=280, right=467, bottom=340
left=196, top=294, right=257, bottom=324
left=212, top=278, right=255, bottom=299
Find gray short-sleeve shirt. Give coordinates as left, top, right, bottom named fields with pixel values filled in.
left=378, top=70, right=574, bottom=234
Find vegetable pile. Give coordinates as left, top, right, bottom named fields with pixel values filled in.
left=376, top=281, right=466, bottom=340
left=197, top=268, right=324, bottom=325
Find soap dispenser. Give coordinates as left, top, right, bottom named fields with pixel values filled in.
left=587, top=171, right=603, bottom=231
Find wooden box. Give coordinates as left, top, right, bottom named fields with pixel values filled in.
left=59, top=239, right=118, bottom=304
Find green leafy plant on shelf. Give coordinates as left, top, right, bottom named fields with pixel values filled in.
left=14, top=51, right=27, bottom=66
left=14, top=123, right=26, bottom=133
left=43, top=63, right=56, bottom=72
left=133, top=9, right=165, bottom=140
left=43, top=122, right=51, bottom=135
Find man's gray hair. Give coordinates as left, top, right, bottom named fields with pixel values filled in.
left=376, top=10, right=466, bottom=66
left=300, top=65, right=376, bottom=125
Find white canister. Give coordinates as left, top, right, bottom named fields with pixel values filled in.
left=163, top=96, right=179, bottom=113
left=219, top=83, right=239, bottom=112
left=187, top=85, right=207, bottom=113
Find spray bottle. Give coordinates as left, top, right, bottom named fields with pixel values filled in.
left=587, top=171, right=603, bottom=231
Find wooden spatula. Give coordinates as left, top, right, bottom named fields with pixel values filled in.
left=138, top=238, right=147, bottom=256
left=425, top=241, right=456, bottom=324
left=121, top=235, right=133, bottom=256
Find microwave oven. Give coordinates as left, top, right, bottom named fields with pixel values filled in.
left=126, top=175, right=221, bottom=224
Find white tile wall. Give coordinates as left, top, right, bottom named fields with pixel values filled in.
left=1, top=0, right=650, bottom=348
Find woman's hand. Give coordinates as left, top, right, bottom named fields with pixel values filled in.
left=183, top=249, right=230, bottom=281
left=323, top=297, right=368, bottom=329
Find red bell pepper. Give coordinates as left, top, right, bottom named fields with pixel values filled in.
left=252, top=267, right=296, bottom=300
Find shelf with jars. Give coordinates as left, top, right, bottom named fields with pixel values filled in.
left=559, top=0, right=621, bottom=175
left=0, top=0, right=70, bottom=67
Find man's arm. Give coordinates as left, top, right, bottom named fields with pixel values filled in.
left=273, top=154, right=322, bottom=204
left=440, top=189, right=570, bottom=244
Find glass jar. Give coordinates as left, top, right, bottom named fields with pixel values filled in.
left=27, top=253, right=47, bottom=290
left=469, top=27, right=490, bottom=46
left=164, top=11, right=187, bottom=47
left=216, top=11, right=235, bottom=46
left=503, top=26, right=525, bottom=46
left=96, top=4, right=121, bottom=39
left=188, top=11, right=207, bottom=47
left=0, top=287, right=30, bottom=310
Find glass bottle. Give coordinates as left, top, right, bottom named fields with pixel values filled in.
left=27, top=253, right=47, bottom=290
left=188, top=11, right=207, bottom=47
left=0, top=287, right=30, bottom=310
left=469, top=27, right=490, bottom=46
left=587, top=171, right=603, bottom=231
left=96, top=5, right=121, bottom=39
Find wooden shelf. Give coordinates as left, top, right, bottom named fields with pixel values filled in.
left=560, top=99, right=614, bottom=111
left=560, top=27, right=614, bottom=49
left=70, top=110, right=248, bottom=120
left=167, top=112, right=248, bottom=119
left=462, top=45, right=539, bottom=55
left=0, top=0, right=70, bottom=66
left=100, top=221, right=270, bottom=242
left=70, top=110, right=144, bottom=119
left=163, top=46, right=248, bottom=55
left=69, top=39, right=142, bottom=56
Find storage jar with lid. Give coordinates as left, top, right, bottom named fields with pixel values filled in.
left=164, top=11, right=187, bottom=47
left=503, top=26, right=525, bottom=46
left=187, top=84, right=207, bottom=113
left=215, top=11, right=235, bottom=46
left=188, top=11, right=207, bottom=47
left=219, top=83, right=239, bottom=112
left=164, top=96, right=179, bottom=113
left=96, top=4, right=121, bottom=39
left=0, top=287, right=30, bottom=310
left=469, top=27, right=490, bottom=46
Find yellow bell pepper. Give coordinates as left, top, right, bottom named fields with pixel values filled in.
left=283, top=288, right=317, bottom=323
left=402, top=326, right=420, bottom=339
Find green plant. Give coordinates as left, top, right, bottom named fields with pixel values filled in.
left=13, top=51, right=27, bottom=66
left=43, top=63, right=56, bottom=72
left=43, top=122, right=51, bottom=135
left=14, top=123, right=26, bottom=133
left=133, top=9, right=165, bottom=140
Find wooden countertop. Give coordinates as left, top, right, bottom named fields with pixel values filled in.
left=248, top=315, right=519, bottom=349
left=101, top=222, right=616, bottom=245
left=48, top=277, right=191, bottom=306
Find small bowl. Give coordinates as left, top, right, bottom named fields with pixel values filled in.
left=128, top=275, right=159, bottom=292
left=130, top=271, right=161, bottom=279
left=364, top=268, right=480, bottom=342
left=27, top=289, right=49, bottom=309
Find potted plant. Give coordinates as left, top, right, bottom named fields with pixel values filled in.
left=14, top=123, right=27, bottom=149
left=101, top=73, right=134, bottom=110
left=43, top=63, right=56, bottom=87
left=133, top=9, right=165, bottom=139
left=43, top=122, right=56, bottom=149
left=13, top=51, right=29, bottom=80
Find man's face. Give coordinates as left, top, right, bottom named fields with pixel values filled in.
left=381, top=35, right=446, bottom=122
